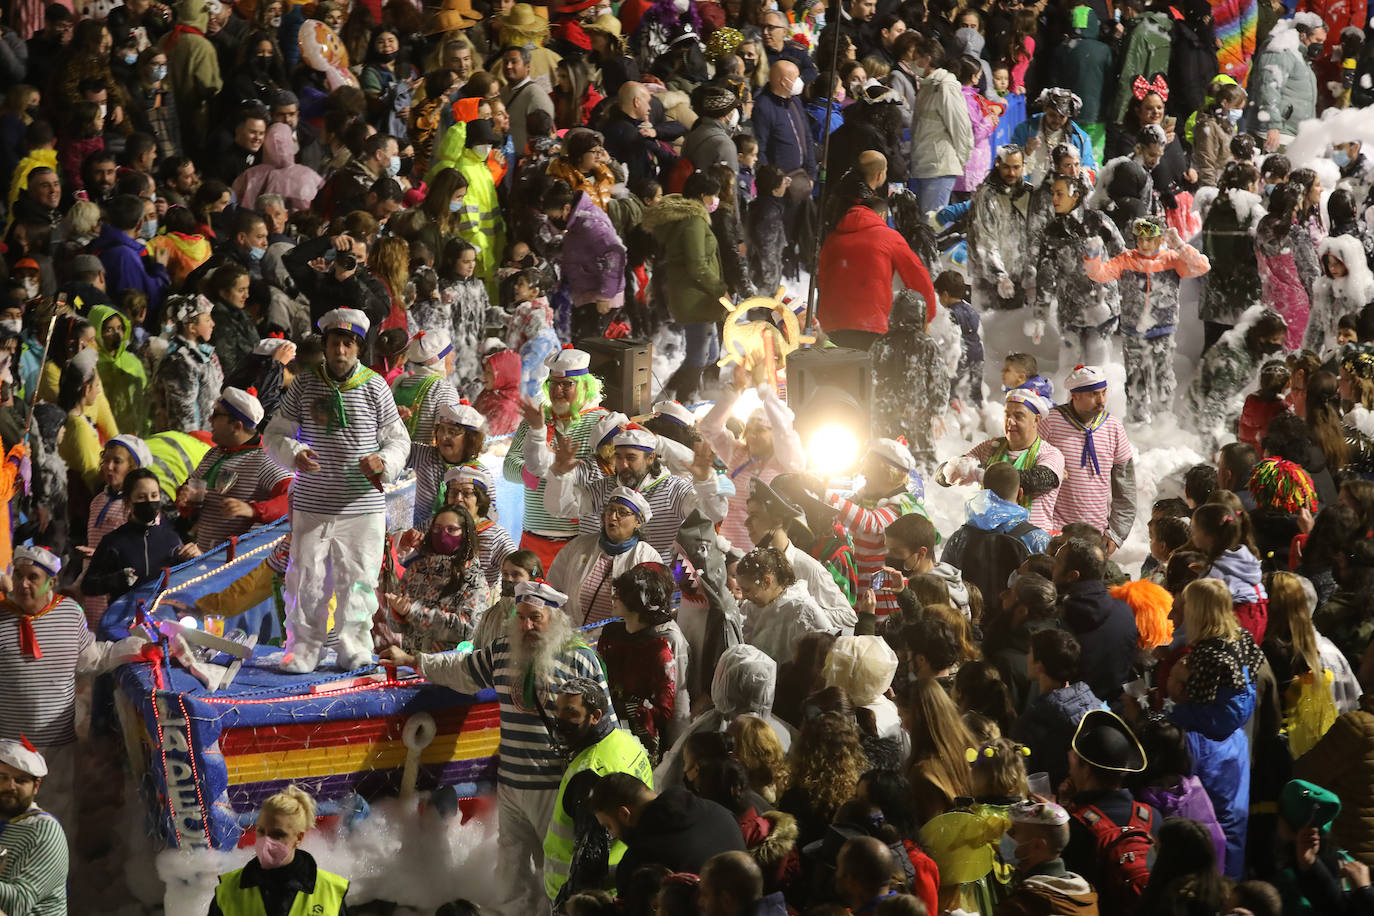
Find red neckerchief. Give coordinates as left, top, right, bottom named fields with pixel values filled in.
left=475, top=518, right=494, bottom=534
left=166, top=23, right=205, bottom=47
left=1, top=594, right=62, bottom=658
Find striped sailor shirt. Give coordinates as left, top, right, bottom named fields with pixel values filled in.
left=187, top=439, right=293, bottom=551
left=0, top=804, right=69, bottom=916
left=503, top=407, right=610, bottom=539
left=419, top=636, right=615, bottom=790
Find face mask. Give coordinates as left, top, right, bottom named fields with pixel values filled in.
left=430, top=530, right=464, bottom=554
left=255, top=835, right=292, bottom=869
left=122, top=51, right=138, bottom=65
left=248, top=245, right=266, bottom=261
left=20, top=280, right=38, bottom=300
left=140, top=220, right=158, bottom=239
left=885, top=553, right=908, bottom=572
left=378, top=49, right=398, bottom=62
left=471, top=144, right=492, bottom=159
left=790, top=76, right=805, bottom=97
left=500, top=580, right=517, bottom=597
left=1227, top=108, right=1242, bottom=125
left=162, top=321, right=176, bottom=337
left=98, top=104, right=108, bottom=121
left=1264, top=181, right=1277, bottom=195
left=131, top=500, right=160, bottom=524
left=1306, top=42, right=1322, bottom=60
left=269, top=14, right=282, bottom=26
left=25, top=105, right=39, bottom=119
left=152, top=64, right=168, bottom=81
left=707, top=198, right=720, bottom=213
left=255, top=55, right=274, bottom=68
left=726, top=109, right=740, bottom=129
left=449, top=199, right=463, bottom=212
left=552, top=718, right=584, bottom=745
left=0, top=319, right=21, bottom=334
left=744, top=57, right=758, bottom=74
left=1334, top=149, right=1351, bottom=167
left=813, top=11, right=826, bottom=28
left=387, top=155, right=401, bottom=177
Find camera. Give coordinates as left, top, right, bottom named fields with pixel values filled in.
left=336, top=252, right=358, bottom=272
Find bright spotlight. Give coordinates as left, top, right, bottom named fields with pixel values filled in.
left=807, top=423, right=861, bottom=477
left=179, top=615, right=199, bottom=630
left=729, top=387, right=763, bottom=423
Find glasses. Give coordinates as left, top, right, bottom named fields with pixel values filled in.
left=433, top=524, right=464, bottom=535
left=603, top=506, right=636, bottom=519
left=763, top=23, right=786, bottom=31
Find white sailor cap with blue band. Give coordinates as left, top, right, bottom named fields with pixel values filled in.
left=613, top=423, right=657, bottom=452
left=515, top=579, right=570, bottom=610
left=607, top=485, right=653, bottom=523
left=1006, top=388, right=1050, bottom=415
left=218, top=386, right=265, bottom=428
left=1065, top=364, right=1108, bottom=393
left=14, top=545, right=61, bottom=578
left=107, top=433, right=153, bottom=468
left=594, top=412, right=629, bottom=448
left=437, top=399, right=486, bottom=431
left=443, top=463, right=494, bottom=493
left=545, top=345, right=591, bottom=378
left=407, top=329, right=454, bottom=364
left=317, top=307, right=371, bottom=341
left=652, top=400, right=695, bottom=426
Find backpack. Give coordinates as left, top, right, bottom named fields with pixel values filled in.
left=1071, top=802, right=1155, bottom=915
left=948, top=522, right=1035, bottom=605
left=665, top=155, right=695, bottom=194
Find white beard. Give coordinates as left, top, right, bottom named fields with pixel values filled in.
left=504, top=611, right=575, bottom=678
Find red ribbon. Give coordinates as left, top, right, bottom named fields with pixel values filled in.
left=137, top=644, right=166, bottom=689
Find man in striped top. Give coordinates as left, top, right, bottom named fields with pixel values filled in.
left=180, top=387, right=293, bottom=552
left=0, top=740, right=68, bottom=916
left=391, top=329, right=461, bottom=444
left=1, top=547, right=148, bottom=832
left=544, top=423, right=728, bottom=561
left=827, top=438, right=930, bottom=624
left=1038, top=366, right=1138, bottom=552
left=265, top=309, right=411, bottom=673
left=503, top=347, right=610, bottom=570
left=385, top=580, right=614, bottom=916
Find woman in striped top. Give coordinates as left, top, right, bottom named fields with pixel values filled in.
left=547, top=486, right=664, bottom=626
left=442, top=463, right=516, bottom=588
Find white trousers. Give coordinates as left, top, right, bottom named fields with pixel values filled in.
left=493, top=782, right=558, bottom=916
left=283, top=510, right=385, bottom=656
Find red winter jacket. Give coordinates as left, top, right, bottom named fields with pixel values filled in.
left=816, top=204, right=936, bottom=335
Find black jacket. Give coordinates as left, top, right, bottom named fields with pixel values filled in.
left=85, top=516, right=186, bottom=600
left=615, top=788, right=747, bottom=887
left=282, top=236, right=391, bottom=333
left=601, top=108, right=669, bottom=187
left=1058, top=578, right=1139, bottom=703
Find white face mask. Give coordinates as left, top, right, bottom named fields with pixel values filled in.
left=98, top=103, right=108, bottom=121
left=0, top=319, right=21, bottom=334
left=790, top=76, right=805, bottom=96
left=471, top=144, right=492, bottom=159
left=20, top=280, right=38, bottom=299
left=726, top=109, right=740, bottom=129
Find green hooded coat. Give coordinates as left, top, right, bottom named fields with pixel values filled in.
left=90, top=304, right=148, bottom=435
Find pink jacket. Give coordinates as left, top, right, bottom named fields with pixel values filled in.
left=956, top=85, right=997, bottom=192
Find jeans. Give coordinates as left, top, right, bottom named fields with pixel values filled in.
left=682, top=321, right=720, bottom=368
left=910, top=175, right=958, bottom=213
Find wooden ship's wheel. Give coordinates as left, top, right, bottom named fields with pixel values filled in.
left=716, top=287, right=815, bottom=390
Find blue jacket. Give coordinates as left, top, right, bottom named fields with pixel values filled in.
left=752, top=89, right=817, bottom=178
left=1009, top=374, right=1055, bottom=402
left=88, top=223, right=170, bottom=313
left=948, top=299, right=983, bottom=363
left=1059, top=579, right=1139, bottom=702
left=1011, top=115, right=1097, bottom=171
left=1173, top=683, right=1256, bottom=878
left=1012, top=680, right=1106, bottom=784
left=767, top=42, right=818, bottom=88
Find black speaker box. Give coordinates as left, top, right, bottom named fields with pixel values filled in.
left=580, top=337, right=654, bottom=416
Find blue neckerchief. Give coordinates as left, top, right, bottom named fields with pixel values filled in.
left=1060, top=404, right=1109, bottom=476
left=599, top=532, right=641, bottom=556
left=95, top=488, right=121, bottom=526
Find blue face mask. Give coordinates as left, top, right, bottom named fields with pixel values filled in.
left=813, top=10, right=826, bottom=28
left=152, top=64, right=168, bottom=81
left=1227, top=108, right=1242, bottom=125
left=388, top=155, right=402, bottom=177
left=449, top=199, right=462, bottom=213
left=122, top=51, right=138, bottom=65
left=140, top=219, right=158, bottom=239
left=248, top=245, right=266, bottom=261
left=1334, top=149, right=1351, bottom=168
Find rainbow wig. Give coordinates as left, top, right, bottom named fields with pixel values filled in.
left=1110, top=579, right=1175, bottom=649
left=1248, top=457, right=1318, bottom=513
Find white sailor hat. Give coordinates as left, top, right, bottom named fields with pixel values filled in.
left=613, top=423, right=657, bottom=452
left=606, top=485, right=653, bottom=523
left=652, top=400, right=695, bottom=426
left=71, top=347, right=99, bottom=380
left=13, top=545, right=61, bottom=578
left=1065, top=364, right=1108, bottom=393
left=317, top=308, right=370, bottom=341
left=869, top=437, right=916, bottom=474
left=218, top=386, right=265, bottom=428
left=0, top=736, right=47, bottom=778
left=407, top=329, right=454, bottom=364
left=443, top=463, right=494, bottom=493
left=1005, top=388, right=1050, bottom=416
left=1009, top=799, right=1070, bottom=826
left=594, top=412, right=629, bottom=448
left=171, top=294, right=214, bottom=325
left=515, top=579, right=570, bottom=610
left=252, top=336, right=292, bottom=357
left=107, top=434, right=153, bottom=468
left=544, top=345, right=591, bottom=378
left=437, top=399, right=486, bottom=431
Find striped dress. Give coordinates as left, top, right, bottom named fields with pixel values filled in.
left=829, top=491, right=927, bottom=619
left=419, top=636, right=616, bottom=789
left=391, top=371, right=460, bottom=445
left=268, top=366, right=405, bottom=517
left=503, top=407, right=610, bottom=539
left=0, top=805, right=68, bottom=916
left=545, top=463, right=720, bottom=561
left=80, top=490, right=130, bottom=629
left=0, top=597, right=94, bottom=747
left=187, top=441, right=293, bottom=551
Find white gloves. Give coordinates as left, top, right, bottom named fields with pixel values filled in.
left=1024, top=318, right=1046, bottom=345
left=997, top=275, right=1016, bottom=299
left=1164, top=227, right=1184, bottom=249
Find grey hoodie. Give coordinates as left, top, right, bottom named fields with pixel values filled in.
left=929, top=561, right=971, bottom=616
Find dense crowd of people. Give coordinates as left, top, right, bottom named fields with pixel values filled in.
left=3, top=0, right=1374, bottom=912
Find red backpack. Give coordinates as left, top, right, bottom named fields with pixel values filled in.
left=1071, top=802, right=1155, bottom=916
